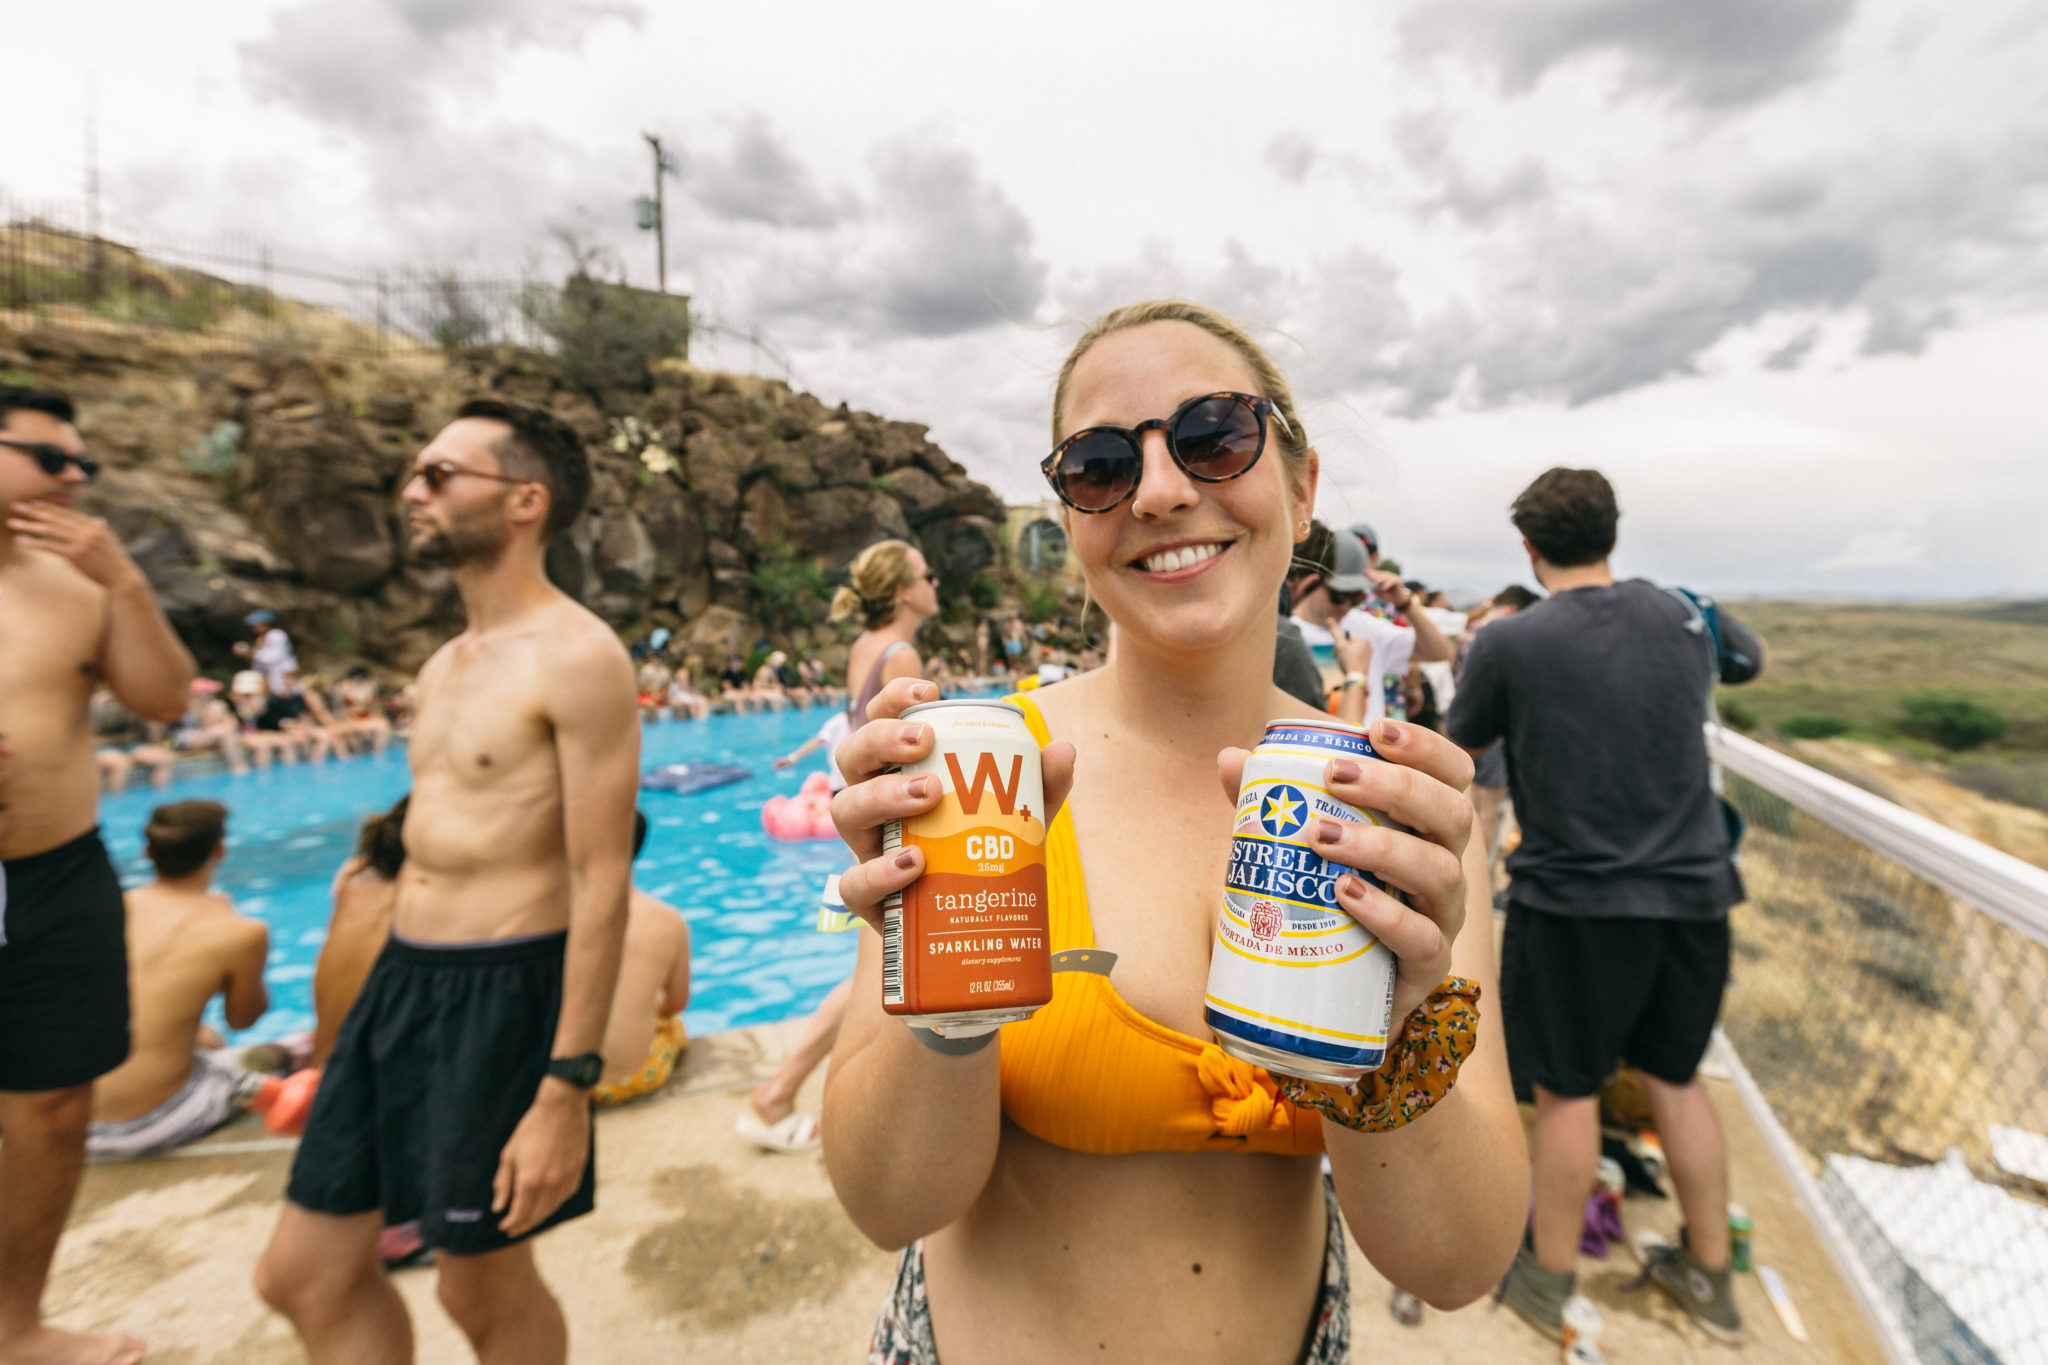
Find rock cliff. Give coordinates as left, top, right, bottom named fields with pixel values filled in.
left=0, top=323, right=1019, bottom=676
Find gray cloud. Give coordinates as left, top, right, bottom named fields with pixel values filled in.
left=1403, top=0, right=1857, bottom=108
left=1264, top=132, right=1319, bottom=184
left=242, top=0, right=641, bottom=133
left=682, top=113, right=852, bottom=229
left=1764, top=325, right=1822, bottom=370
left=714, top=135, right=1047, bottom=342
left=1392, top=111, right=1550, bottom=227
left=866, top=140, right=1045, bottom=335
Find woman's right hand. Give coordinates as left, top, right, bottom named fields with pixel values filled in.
left=831, top=678, right=1076, bottom=932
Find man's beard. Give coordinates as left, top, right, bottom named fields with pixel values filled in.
left=409, top=506, right=510, bottom=569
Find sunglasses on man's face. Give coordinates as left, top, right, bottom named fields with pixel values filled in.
left=1041, top=391, right=1290, bottom=514
left=0, top=439, right=99, bottom=483
left=410, top=460, right=532, bottom=494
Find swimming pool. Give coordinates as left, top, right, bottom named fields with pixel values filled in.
left=96, top=706, right=862, bottom=1044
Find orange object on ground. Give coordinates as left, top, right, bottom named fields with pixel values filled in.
left=251, top=1068, right=321, bottom=1136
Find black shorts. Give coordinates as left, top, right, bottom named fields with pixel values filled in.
left=285, top=931, right=595, bottom=1255
left=1500, top=904, right=1729, bottom=1099
left=0, top=828, right=131, bottom=1092
left=256, top=695, right=307, bottom=731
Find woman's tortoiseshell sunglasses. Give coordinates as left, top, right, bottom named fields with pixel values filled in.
left=1040, top=391, right=1289, bottom=513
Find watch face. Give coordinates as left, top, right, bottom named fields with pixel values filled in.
left=554, top=1053, right=604, bottom=1087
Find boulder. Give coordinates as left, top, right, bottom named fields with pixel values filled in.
left=633, top=480, right=705, bottom=600
left=915, top=441, right=964, bottom=481
left=705, top=537, right=750, bottom=610
left=681, top=428, right=762, bottom=528
left=737, top=477, right=792, bottom=552
left=942, top=472, right=1007, bottom=522
left=364, top=392, right=415, bottom=426
left=594, top=508, right=657, bottom=596
left=921, top=516, right=1002, bottom=590
left=802, top=421, right=871, bottom=488
left=242, top=413, right=397, bottom=592
left=878, top=466, right=952, bottom=525
left=869, top=419, right=927, bottom=473
left=678, top=604, right=752, bottom=658
left=764, top=441, right=821, bottom=493
left=791, top=489, right=913, bottom=569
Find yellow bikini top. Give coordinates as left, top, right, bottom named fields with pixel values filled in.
left=996, top=696, right=1323, bottom=1157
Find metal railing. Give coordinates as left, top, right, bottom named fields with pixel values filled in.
left=1708, top=725, right=2048, bottom=1365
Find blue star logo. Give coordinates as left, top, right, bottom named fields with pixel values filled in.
left=1258, top=785, right=1308, bottom=839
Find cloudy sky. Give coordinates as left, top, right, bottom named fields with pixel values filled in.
left=14, top=0, right=2048, bottom=598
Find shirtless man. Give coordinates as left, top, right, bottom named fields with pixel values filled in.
left=1, top=384, right=193, bottom=1365
left=254, top=398, right=638, bottom=1365
left=87, top=801, right=269, bottom=1158
left=591, top=812, right=692, bottom=1108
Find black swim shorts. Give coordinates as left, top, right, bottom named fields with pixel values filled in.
left=1500, top=902, right=1729, bottom=1099
left=255, top=694, right=307, bottom=732
left=285, top=930, right=595, bottom=1255
left=0, top=828, right=132, bottom=1092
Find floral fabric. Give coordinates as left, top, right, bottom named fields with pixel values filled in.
left=1278, top=976, right=1481, bottom=1133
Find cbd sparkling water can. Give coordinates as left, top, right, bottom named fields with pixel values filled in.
left=1203, top=718, right=1400, bottom=1084
left=881, top=699, right=1051, bottom=1038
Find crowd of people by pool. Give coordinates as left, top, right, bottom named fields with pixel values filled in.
left=1, top=297, right=1768, bottom=1365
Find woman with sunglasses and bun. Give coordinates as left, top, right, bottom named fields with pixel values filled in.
left=824, top=303, right=1527, bottom=1364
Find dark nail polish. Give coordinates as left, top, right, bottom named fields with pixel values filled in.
left=895, top=850, right=917, bottom=870
left=1315, top=816, right=1344, bottom=845
left=1329, top=759, right=1361, bottom=784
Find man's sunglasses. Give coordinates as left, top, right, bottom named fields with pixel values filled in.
left=0, top=439, right=99, bottom=483
left=1041, top=391, right=1290, bottom=514
left=410, top=461, right=533, bottom=494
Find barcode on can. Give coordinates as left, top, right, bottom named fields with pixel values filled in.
left=881, top=817, right=904, bottom=913
left=881, top=905, right=905, bottom=1006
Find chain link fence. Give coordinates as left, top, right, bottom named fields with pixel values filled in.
left=1711, top=726, right=2048, bottom=1365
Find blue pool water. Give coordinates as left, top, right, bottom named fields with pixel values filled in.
left=95, top=707, right=860, bottom=1043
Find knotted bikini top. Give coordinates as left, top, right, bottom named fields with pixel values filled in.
left=995, top=696, right=1324, bottom=1157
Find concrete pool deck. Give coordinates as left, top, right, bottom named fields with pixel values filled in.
left=45, top=1018, right=1890, bottom=1363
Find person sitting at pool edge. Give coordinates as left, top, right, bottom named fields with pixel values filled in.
left=592, top=811, right=692, bottom=1107
left=87, top=800, right=270, bottom=1158
left=310, top=795, right=409, bottom=1070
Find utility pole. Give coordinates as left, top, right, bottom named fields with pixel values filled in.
left=86, top=75, right=104, bottom=301
left=641, top=132, right=667, bottom=293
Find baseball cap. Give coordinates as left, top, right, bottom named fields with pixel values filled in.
left=1346, top=523, right=1379, bottom=556
left=1326, top=529, right=1371, bottom=594
left=243, top=610, right=278, bottom=627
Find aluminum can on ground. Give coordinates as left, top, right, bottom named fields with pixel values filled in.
left=881, top=699, right=1051, bottom=1038
left=1203, top=718, right=1400, bottom=1084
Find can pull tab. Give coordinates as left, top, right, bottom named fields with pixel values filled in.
left=1050, top=949, right=1117, bottom=977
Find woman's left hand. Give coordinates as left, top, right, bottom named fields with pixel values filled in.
left=1218, top=719, right=1475, bottom=1030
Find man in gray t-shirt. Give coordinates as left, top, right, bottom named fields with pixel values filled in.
left=1451, top=467, right=1764, bottom=1344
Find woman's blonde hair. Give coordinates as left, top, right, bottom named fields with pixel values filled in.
left=1051, top=300, right=1311, bottom=475
left=829, top=539, right=919, bottom=630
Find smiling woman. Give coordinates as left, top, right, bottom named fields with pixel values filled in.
left=821, top=300, right=1529, bottom=1364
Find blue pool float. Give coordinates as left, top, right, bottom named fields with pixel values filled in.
left=641, top=762, right=752, bottom=795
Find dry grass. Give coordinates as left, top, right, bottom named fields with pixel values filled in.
left=1722, top=774, right=2048, bottom=1193
left=1719, top=600, right=2048, bottom=750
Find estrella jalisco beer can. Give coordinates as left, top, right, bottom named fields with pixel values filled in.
left=881, top=699, right=1051, bottom=1038
left=1203, top=718, right=1400, bottom=1084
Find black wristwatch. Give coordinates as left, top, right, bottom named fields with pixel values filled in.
left=545, top=1052, right=605, bottom=1089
